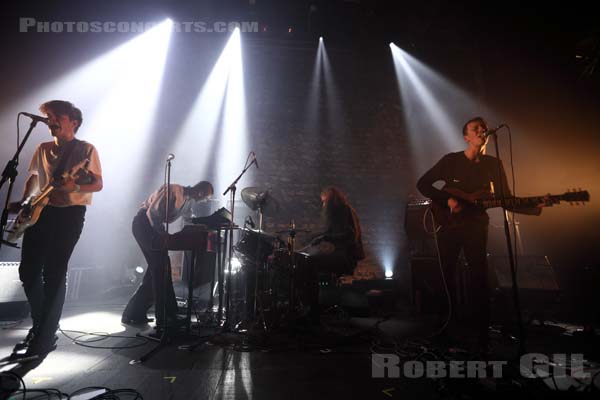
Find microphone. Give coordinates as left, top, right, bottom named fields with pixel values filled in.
left=166, top=153, right=175, bottom=162
left=21, top=112, right=49, bottom=125
left=251, top=152, right=259, bottom=169
left=483, top=124, right=507, bottom=138
left=245, top=215, right=256, bottom=229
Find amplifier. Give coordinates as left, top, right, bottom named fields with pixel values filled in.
left=488, top=255, right=559, bottom=291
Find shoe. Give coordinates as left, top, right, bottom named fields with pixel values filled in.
left=11, top=335, right=58, bottom=361
left=121, top=315, right=154, bottom=325
left=12, top=328, right=36, bottom=352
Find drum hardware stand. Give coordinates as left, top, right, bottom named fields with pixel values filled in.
left=197, top=227, right=227, bottom=327
left=287, top=219, right=298, bottom=315
left=249, top=202, right=272, bottom=335
left=221, top=152, right=258, bottom=332
left=235, top=187, right=284, bottom=339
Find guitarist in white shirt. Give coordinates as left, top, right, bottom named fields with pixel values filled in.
left=8, top=100, right=103, bottom=359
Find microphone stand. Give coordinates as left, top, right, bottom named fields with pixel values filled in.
left=135, top=156, right=173, bottom=363
left=1, top=119, right=40, bottom=250
left=489, top=132, right=526, bottom=357
left=221, top=153, right=256, bottom=331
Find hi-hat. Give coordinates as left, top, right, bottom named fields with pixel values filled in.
left=241, top=187, right=281, bottom=215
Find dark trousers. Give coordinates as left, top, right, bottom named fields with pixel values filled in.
left=19, top=205, right=86, bottom=344
left=122, top=209, right=177, bottom=326
left=437, top=221, right=491, bottom=344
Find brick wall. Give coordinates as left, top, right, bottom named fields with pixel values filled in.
left=241, top=43, right=414, bottom=283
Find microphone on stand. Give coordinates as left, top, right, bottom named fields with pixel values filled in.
left=21, top=112, right=49, bottom=125
left=166, top=153, right=175, bottom=162
left=483, top=124, right=507, bottom=138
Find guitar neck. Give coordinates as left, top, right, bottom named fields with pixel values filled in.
left=31, top=185, right=56, bottom=207
left=476, top=195, right=558, bottom=209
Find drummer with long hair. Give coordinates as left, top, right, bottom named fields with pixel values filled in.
left=299, top=186, right=365, bottom=323
left=311, top=187, right=364, bottom=272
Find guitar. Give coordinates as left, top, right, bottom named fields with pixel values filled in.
left=6, top=158, right=90, bottom=242
left=430, top=187, right=590, bottom=227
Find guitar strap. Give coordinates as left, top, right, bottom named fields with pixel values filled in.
left=52, top=139, right=81, bottom=182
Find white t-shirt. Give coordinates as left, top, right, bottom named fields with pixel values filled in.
left=28, top=139, right=102, bottom=207
left=141, top=184, right=191, bottom=233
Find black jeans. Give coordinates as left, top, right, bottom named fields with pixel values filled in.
left=122, top=209, right=178, bottom=326
left=437, top=220, right=490, bottom=344
left=19, top=205, right=86, bottom=345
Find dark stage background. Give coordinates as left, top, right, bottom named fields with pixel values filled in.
left=0, top=1, right=598, bottom=318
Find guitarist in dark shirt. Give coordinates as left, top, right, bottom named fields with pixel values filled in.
left=416, top=116, right=543, bottom=354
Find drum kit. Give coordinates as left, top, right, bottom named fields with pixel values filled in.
left=231, top=187, right=312, bottom=332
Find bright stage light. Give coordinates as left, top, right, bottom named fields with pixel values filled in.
left=0, top=19, right=173, bottom=273
left=380, top=248, right=396, bottom=279
left=390, top=44, right=493, bottom=172
left=304, top=38, right=324, bottom=134
left=173, top=27, right=248, bottom=208
left=60, top=311, right=127, bottom=334
left=217, top=28, right=249, bottom=202
left=320, top=39, right=343, bottom=134
left=226, top=256, right=242, bottom=274
left=304, top=37, right=343, bottom=138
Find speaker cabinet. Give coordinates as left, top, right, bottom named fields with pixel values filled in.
left=488, top=255, right=561, bottom=324
left=410, top=257, right=447, bottom=315
left=488, top=255, right=559, bottom=291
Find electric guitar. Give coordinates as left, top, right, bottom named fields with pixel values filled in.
left=430, top=187, right=590, bottom=227
left=6, top=158, right=90, bottom=242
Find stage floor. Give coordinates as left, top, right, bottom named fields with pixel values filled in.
left=1, top=299, right=599, bottom=399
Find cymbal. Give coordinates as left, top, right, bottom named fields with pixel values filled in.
left=241, top=187, right=281, bottom=214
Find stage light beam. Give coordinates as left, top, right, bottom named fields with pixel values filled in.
left=174, top=27, right=249, bottom=208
